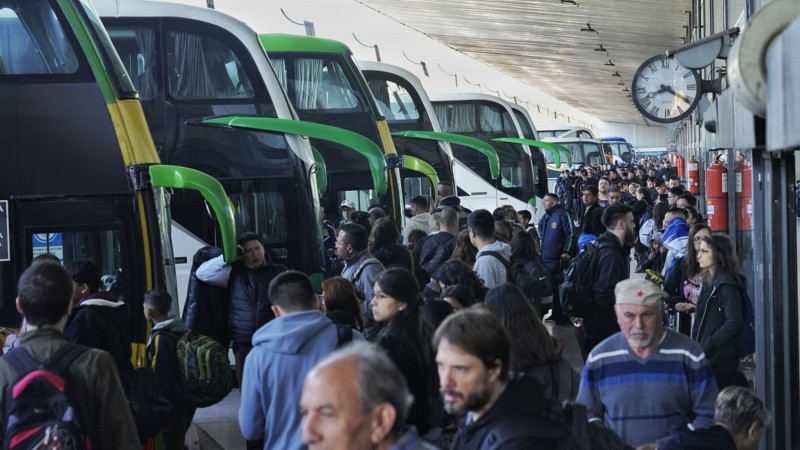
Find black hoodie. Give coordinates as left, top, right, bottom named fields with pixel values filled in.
left=451, top=373, right=560, bottom=450
left=66, top=291, right=133, bottom=381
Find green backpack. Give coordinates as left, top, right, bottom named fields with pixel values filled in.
left=177, top=330, right=233, bottom=407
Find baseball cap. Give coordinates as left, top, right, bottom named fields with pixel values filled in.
left=614, top=279, right=666, bottom=307
left=339, top=199, right=356, bottom=210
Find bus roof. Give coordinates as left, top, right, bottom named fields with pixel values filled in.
left=259, top=33, right=352, bottom=55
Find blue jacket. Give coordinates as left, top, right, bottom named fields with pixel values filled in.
left=538, top=204, right=576, bottom=270
left=238, top=310, right=363, bottom=449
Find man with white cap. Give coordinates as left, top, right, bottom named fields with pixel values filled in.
left=339, top=199, right=357, bottom=229
left=576, top=279, right=718, bottom=450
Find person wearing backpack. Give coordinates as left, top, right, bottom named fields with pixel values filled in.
left=470, top=209, right=512, bottom=289
left=509, top=230, right=554, bottom=317
left=143, top=289, right=195, bottom=450
left=337, top=223, right=384, bottom=326
left=239, top=271, right=365, bottom=450
left=538, top=192, right=577, bottom=325
left=575, top=203, right=636, bottom=359
left=692, top=234, right=749, bottom=389
left=0, top=261, right=140, bottom=449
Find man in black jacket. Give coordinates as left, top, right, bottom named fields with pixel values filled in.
left=577, top=203, right=636, bottom=358
left=196, top=232, right=286, bottom=388
left=435, top=308, right=561, bottom=449
left=578, top=185, right=605, bottom=237
left=415, top=207, right=458, bottom=286
left=66, top=259, right=132, bottom=383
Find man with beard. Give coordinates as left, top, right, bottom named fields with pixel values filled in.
left=576, top=279, right=717, bottom=450
left=434, top=308, right=563, bottom=449
left=574, top=203, right=637, bottom=358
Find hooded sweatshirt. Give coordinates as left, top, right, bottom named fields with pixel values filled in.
left=473, top=240, right=512, bottom=289
left=238, top=310, right=363, bottom=450
left=66, top=291, right=132, bottom=381
left=403, top=212, right=432, bottom=243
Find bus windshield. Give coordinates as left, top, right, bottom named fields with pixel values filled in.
left=0, top=2, right=79, bottom=74
left=271, top=54, right=366, bottom=112
left=367, top=78, right=420, bottom=122
left=434, top=102, right=516, bottom=136
left=513, top=110, right=536, bottom=139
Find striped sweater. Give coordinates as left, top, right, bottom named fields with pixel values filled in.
left=576, top=330, right=718, bottom=447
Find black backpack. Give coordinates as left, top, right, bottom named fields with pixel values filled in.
left=126, top=367, right=173, bottom=442
left=2, top=344, right=92, bottom=450
left=559, top=241, right=612, bottom=317
left=485, top=402, right=633, bottom=450
left=479, top=251, right=550, bottom=304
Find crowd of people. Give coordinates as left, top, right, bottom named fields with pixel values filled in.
left=0, top=158, right=768, bottom=450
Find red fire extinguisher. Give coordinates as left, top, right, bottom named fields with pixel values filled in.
left=706, top=161, right=728, bottom=232
left=687, top=156, right=700, bottom=195
left=676, top=155, right=686, bottom=179
left=735, top=162, right=753, bottom=230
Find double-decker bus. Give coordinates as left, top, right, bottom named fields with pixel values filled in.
left=259, top=34, right=410, bottom=224
left=360, top=61, right=502, bottom=208
left=97, top=1, right=389, bottom=297
left=431, top=93, right=548, bottom=213
left=0, top=0, right=237, bottom=360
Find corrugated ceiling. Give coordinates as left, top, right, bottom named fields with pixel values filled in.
left=359, top=0, right=693, bottom=125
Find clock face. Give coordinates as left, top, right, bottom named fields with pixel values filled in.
left=632, top=54, right=702, bottom=123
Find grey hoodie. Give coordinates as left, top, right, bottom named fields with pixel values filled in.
left=473, top=240, right=512, bottom=289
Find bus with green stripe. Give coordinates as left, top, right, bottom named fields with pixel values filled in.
left=97, top=1, right=393, bottom=294
left=260, top=34, right=414, bottom=226
left=0, top=0, right=237, bottom=362
left=360, top=61, right=506, bottom=213
left=431, top=93, right=549, bottom=213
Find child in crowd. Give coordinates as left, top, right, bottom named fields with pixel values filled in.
left=143, top=289, right=195, bottom=450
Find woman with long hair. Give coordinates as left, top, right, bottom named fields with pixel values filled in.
left=691, top=233, right=748, bottom=389
left=371, top=267, right=444, bottom=438
left=509, top=230, right=553, bottom=317
left=321, top=276, right=364, bottom=332
left=368, top=217, right=414, bottom=274
left=483, top=283, right=579, bottom=403
left=450, top=229, right=477, bottom=266
left=664, top=223, right=711, bottom=335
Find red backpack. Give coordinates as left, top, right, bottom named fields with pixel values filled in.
left=2, top=344, right=91, bottom=450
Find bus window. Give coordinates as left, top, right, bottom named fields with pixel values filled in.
left=271, top=57, right=361, bottom=111
left=167, top=30, right=254, bottom=100
left=403, top=177, right=433, bottom=204
left=500, top=162, right=524, bottom=188
left=30, top=229, right=127, bottom=302
left=338, top=190, right=378, bottom=212
left=107, top=27, right=158, bottom=100
left=368, top=79, right=419, bottom=121
left=434, top=103, right=476, bottom=133
left=0, top=2, right=78, bottom=74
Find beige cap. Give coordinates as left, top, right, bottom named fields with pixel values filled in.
left=614, top=279, right=666, bottom=307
